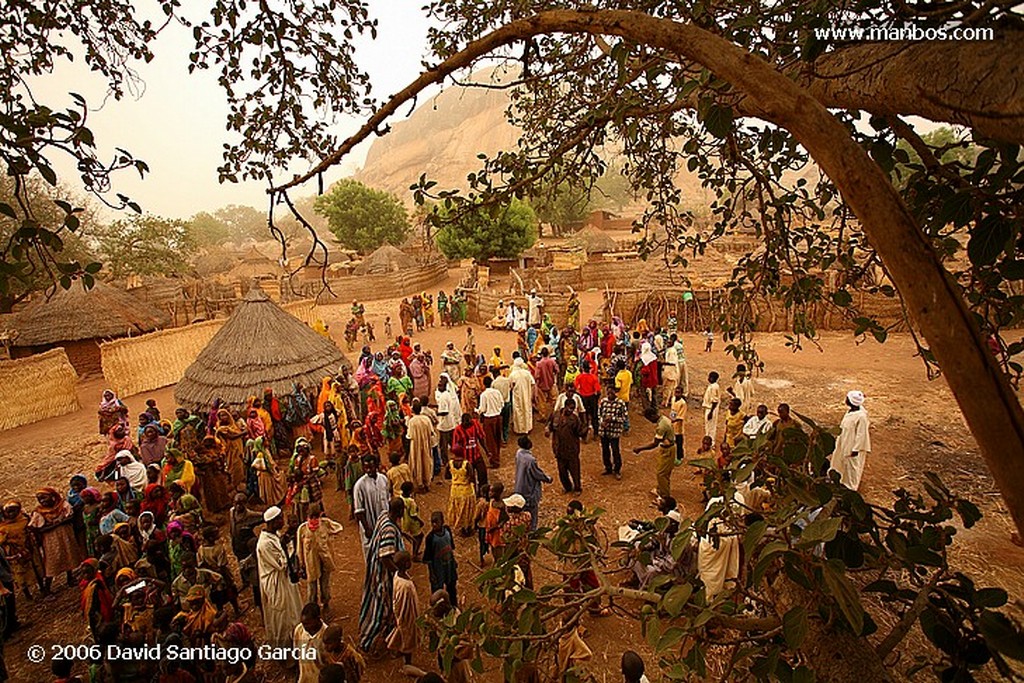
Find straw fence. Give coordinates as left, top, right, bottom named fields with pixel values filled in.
left=0, top=348, right=80, bottom=430
left=101, top=300, right=318, bottom=398
left=602, top=288, right=907, bottom=333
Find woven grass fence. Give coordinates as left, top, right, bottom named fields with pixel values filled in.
left=0, top=348, right=80, bottom=431
left=101, top=300, right=318, bottom=398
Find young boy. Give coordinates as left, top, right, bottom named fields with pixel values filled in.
left=702, top=372, right=721, bottom=444
left=704, top=327, right=714, bottom=353
left=724, top=397, right=744, bottom=448
left=422, top=511, right=458, bottom=607
left=399, top=481, right=425, bottom=559
left=622, top=650, right=650, bottom=683
left=384, top=316, right=393, bottom=339
left=387, top=551, right=420, bottom=665
left=322, top=623, right=365, bottom=683
left=473, top=484, right=491, bottom=565
left=614, top=359, right=633, bottom=433
left=485, top=482, right=508, bottom=562
left=293, top=602, right=326, bottom=683
left=669, top=385, right=687, bottom=464
left=387, top=451, right=413, bottom=496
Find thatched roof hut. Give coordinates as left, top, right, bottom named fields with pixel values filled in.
left=568, top=226, right=620, bottom=254
left=353, top=245, right=413, bottom=275
left=223, top=246, right=281, bottom=282
left=4, top=281, right=169, bottom=375
left=174, top=287, right=347, bottom=409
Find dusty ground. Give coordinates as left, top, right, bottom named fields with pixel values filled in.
left=2, top=274, right=1023, bottom=681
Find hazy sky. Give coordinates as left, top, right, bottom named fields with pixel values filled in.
left=32, top=1, right=434, bottom=220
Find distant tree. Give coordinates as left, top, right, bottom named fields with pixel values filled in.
left=435, top=199, right=537, bottom=261
left=212, top=204, right=267, bottom=241
left=94, top=214, right=195, bottom=279
left=313, top=179, right=409, bottom=254
left=0, top=176, right=99, bottom=313
left=528, top=178, right=590, bottom=235
left=187, top=211, right=232, bottom=246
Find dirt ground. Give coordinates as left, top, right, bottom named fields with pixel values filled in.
left=2, top=273, right=1023, bottom=681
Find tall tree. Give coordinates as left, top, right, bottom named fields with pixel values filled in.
left=94, top=214, right=195, bottom=279
left=313, top=179, right=410, bottom=254
left=435, top=199, right=537, bottom=261
left=0, top=176, right=99, bottom=312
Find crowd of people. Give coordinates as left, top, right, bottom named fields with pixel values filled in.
left=0, top=290, right=872, bottom=683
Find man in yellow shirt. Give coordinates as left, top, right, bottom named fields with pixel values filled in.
left=613, top=359, right=633, bottom=433
left=670, top=385, right=687, bottom=463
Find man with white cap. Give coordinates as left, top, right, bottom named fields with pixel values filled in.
left=257, top=505, right=303, bottom=660
left=829, top=390, right=872, bottom=490
left=527, top=289, right=544, bottom=327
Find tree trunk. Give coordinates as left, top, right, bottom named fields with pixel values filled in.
left=272, top=10, right=1024, bottom=541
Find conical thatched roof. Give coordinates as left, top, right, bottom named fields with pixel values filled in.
left=174, top=287, right=347, bottom=409
left=223, top=246, right=281, bottom=281
left=8, top=281, right=169, bottom=345
left=353, top=244, right=413, bottom=275
left=569, top=226, right=620, bottom=254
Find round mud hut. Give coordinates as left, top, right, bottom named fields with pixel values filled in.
left=3, top=281, right=169, bottom=375
left=174, top=287, right=347, bottom=409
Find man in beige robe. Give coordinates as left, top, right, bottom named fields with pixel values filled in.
left=406, top=400, right=436, bottom=493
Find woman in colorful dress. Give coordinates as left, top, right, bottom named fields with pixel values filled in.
left=28, top=487, right=84, bottom=594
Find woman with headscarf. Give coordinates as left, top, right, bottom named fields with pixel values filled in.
left=245, top=407, right=266, bottom=441
left=363, top=386, right=387, bottom=452
left=79, top=488, right=102, bottom=557
left=96, top=423, right=136, bottom=481
left=381, top=400, right=405, bottom=459
left=249, top=436, right=285, bottom=506
left=140, top=484, right=171, bottom=527
left=206, top=398, right=224, bottom=436
left=194, top=435, right=232, bottom=512
left=171, top=407, right=204, bottom=457
left=138, top=423, right=169, bottom=467
left=409, top=350, right=432, bottom=399
left=638, top=342, right=660, bottom=410
left=440, top=341, right=462, bottom=379
left=458, top=366, right=484, bottom=417
left=175, top=585, right=224, bottom=645
left=28, top=487, right=83, bottom=593
left=162, top=446, right=197, bottom=495
left=399, top=298, right=414, bottom=335
left=110, top=522, right=140, bottom=570
left=98, top=389, right=129, bottom=436
left=566, top=291, right=580, bottom=330
left=78, top=558, right=115, bottom=640
left=214, top=409, right=246, bottom=488
left=263, top=387, right=289, bottom=455
left=423, top=291, right=435, bottom=327
left=98, top=491, right=129, bottom=536
left=165, top=521, right=193, bottom=577
left=311, top=400, right=341, bottom=465
left=288, top=437, right=323, bottom=521
left=0, top=500, right=41, bottom=599
left=387, top=364, right=413, bottom=404
left=171, top=493, right=204, bottom=534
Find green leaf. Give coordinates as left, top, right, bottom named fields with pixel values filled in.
left=661, top=583, right=693, bottom=618
left=955, top=499, right=982, bottom=528
left=38, top=163, right=57, bottom=185
left=967, top=215, right=1012, bottom=267
left=821, top=560, right=864, bottom=634
left=782, top=606, right=809, bottom=648
left=975, top=588, right=1008, bottom=608
left=798, top=515, right=842, bottom=547
left=831, top=290, right=853, bottom=307
left=979, top=611, right=1024, bottom=661
left=656, top=627, right=687, bottom=653
left=703, top=104, right=734, bottom=139
left=743, top=520, right=767, bottom=557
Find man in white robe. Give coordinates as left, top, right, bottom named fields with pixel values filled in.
left=729, top=364, right=755, bottom=410
left=527, top=289, right=544, bottom=326
left=697, top=490, right=746, bottom=599
left=257, top=506, right=303, bottom=651
left=742, top=404, right=772, bottom=439
left=509, top=357, right=536, bottom=434
left=661, top=336, right=681, bottom=407
left=829, top=390, right=872, bottom=490
left=702, top=372, right=721, bottom=443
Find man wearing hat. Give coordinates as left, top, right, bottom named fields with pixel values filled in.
left=829, top=390, right=872, bottom=491
left=256, top=506, right=302, bottom=661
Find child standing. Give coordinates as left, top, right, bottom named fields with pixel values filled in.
left=387, top=451, right=413, bottom=496
left=484, top=482, right=507, bottom=562
left=446, top=452, right=476, bottom=535
left=473, top=484, right=491, bottom=565
left=704, top=327, right=714, bottom=353
left=399, top=481, right=425, bottom=559
left=702, top=372, right=721, bottom=444
left=387, top=551, right=420, bottom=665
left=197, top=525, right=241, bottom=616
left=384, top=316, right=393, bottom=339
left=422, top=511, right=458, bottom=607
